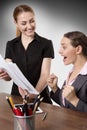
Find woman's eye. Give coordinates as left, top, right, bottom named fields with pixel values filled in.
left=30, top=20, right=35, bottom=23
left=21, top=23, right=26, bottom=25
left=63, top=46, right=66, bottom=50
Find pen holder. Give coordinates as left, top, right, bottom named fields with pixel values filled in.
left=13, top=114, right=35, bottom=130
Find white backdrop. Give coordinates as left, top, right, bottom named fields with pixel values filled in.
left=0, top=0, right=87, bottom=93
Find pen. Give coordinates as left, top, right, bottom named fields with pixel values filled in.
left=33, top=97, right=44, bottom=113
left=22, top=102, right=29, bottom=116
left=31, top=94, right=41, bottom=110
left=22, top=95, right=29, bottom=116
left=33, top=102, right=38, bottom=114
left=42, top=112, right=48, bottom=121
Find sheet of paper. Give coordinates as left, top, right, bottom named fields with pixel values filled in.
left=0, top=54, right=39, bottom=95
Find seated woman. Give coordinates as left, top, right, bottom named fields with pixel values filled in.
left=47, top=31, right=87, bottom=112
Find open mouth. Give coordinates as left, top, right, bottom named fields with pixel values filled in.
left=63, top=56, right=67, bottom=62
left=64, top=56, right=67, bottom=60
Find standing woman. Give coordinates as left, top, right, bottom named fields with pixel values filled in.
left=0, top=4, right=54, bottom=104
left=47, top=31, right=87, bottom=112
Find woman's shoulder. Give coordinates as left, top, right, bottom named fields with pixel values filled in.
left=35, top=33, right=52, bottom=43
left=7, top=36, right=20, bottom=44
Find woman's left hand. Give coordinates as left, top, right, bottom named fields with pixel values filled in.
left=18, top=87, right=37, bottom=99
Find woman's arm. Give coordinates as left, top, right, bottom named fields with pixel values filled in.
left=35, top=58, right=51, bottom=92
left=18, top=58, right=52, bottom=99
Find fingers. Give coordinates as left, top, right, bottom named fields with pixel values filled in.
left=18, top=87, right=37, bottom=99
left=63, top=85, right=74, bottom=90
left=18, top=87, right=29, bottom=99
left=0, top=69, right=9, bottom=79
left=62, top=85, right=78, bottom=106
left=18, top=87, right=25, bottom=98
left=62, top=85, right=75, bottom=99
left=47, top=73, right=57, bottom=84
left=49, top=73, right=57, bottom=79
left=47, top=74, right=58, bottom=93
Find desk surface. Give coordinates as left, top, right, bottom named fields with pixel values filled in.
left=0, top=93, right=87, bottom=130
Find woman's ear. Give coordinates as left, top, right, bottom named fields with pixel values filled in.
left=76, top=45, right=82, bottom=54
left=14, top=20, right=16, bottom=24
left=14, top=20, right=18, bottom=27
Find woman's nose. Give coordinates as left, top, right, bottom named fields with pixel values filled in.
left=27, top=22, right=32, bottom=28
left=59, top=48, right=62, bottom=54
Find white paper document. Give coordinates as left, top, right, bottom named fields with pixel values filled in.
left=0, top=54, right=39, bottom=95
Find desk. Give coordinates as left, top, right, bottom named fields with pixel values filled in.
left=0, top=93, right=87, bottom=130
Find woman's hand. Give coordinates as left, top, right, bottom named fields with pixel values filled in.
left=62, top=85, right=79, bottom=107
left=0, top=68, right=11, bottom=80
left=18, top=87, right=37, bottom=99
left=47, top=73, right=58, bottom=93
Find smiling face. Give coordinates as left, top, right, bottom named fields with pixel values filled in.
left=15, top=11, right=36, bottom=37
left=59, top=37, right=78, bottom=65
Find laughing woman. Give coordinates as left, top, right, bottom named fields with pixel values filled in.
left=0, top=4, right=54, bottom=104
left=47, top=31, right=87, bottom=112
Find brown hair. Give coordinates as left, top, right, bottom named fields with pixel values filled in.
left=64, top=31, right=87, bottom=57
left=13, top=5, right=35, bottom=37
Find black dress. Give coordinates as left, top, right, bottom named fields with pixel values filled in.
left=5, top=33, right=54, bottom=104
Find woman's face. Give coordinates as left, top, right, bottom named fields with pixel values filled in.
left=15, top=12, right=36, bottom=37
left=59, top=37, right=78, bottom=65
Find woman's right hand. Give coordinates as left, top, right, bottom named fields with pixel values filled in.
left=47, top=73, right=58, bottom=93
left=0, top=68, right=11, bottom=80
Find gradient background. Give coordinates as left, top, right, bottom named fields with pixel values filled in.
left=0, top=0, right=87, bottom=93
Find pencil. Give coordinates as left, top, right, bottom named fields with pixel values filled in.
left=9, top=96, right=14, bottom=108
left=42, top=112, right=48, bottom=121
left=6, top=96, right=13, bottom=109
